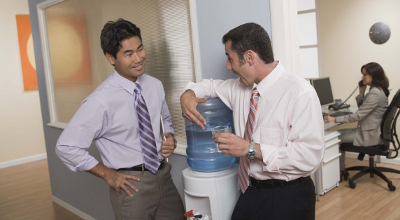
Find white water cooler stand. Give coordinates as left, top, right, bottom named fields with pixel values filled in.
left=182, top=164, right=240, bottom=220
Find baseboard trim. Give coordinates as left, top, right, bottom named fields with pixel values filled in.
left=52, top=196, right=95, bottom=220
left=0, top=153, right=47, bottom=169
left=347, top=152, right=400, bottom=166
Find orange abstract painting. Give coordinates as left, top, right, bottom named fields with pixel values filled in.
left=16, top=15, right=38, bottom=91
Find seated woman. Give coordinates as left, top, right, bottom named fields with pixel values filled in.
left=324, top=62, right=390, bottom=181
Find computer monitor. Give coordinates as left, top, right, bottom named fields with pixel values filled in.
left=304, top=78, right=313, bottom=85
left=311, top=77, right=335, bottom=106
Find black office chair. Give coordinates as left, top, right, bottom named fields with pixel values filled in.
left=341, top=89, right=400, bottom=191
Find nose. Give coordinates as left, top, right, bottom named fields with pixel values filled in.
left=132, top=52, right=141, bottom=63
left=226, top=60, right=232, bottom=71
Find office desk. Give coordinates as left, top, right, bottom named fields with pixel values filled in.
left=322, top=106, right=358, bottom=116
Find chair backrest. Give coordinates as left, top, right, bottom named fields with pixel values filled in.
left=380, top=89, right=400, bottom=155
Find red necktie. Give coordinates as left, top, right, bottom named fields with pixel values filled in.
left=238, top=87, right=260, bottom=193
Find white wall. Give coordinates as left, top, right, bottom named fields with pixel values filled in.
left=318, top=0, right=400, bottom=106
left=0, top=0, right=46, bottom=165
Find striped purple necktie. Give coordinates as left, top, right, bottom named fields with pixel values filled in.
left=134, top=83, right=160, bottom=173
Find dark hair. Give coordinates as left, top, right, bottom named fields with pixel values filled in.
left=222, top=23, right=274, bottom=65
left=361, top=62, right=390, bottom=97
left=100, top=18, right=142, bottom=58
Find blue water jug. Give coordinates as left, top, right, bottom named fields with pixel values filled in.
left=184, top=97, right=237, bottom=172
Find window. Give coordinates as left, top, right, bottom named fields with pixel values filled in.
left=37, top=0, right=196, bottom=154
left=297, top=0, right=320, bottom=78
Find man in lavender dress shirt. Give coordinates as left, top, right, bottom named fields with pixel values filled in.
left=56, top=19, right=185, bottom=220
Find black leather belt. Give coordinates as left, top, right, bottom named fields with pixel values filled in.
left=117, top=160, right=165, bottom=172
left=249, top=176, right=309, bottom=189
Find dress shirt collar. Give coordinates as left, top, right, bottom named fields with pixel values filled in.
left=112, top=70, right=142, bottom=95
left=254, top=61, right=284, bottom=98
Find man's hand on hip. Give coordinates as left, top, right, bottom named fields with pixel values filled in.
left=180, top=90, right=208, bottom=130
left=87, top=163, right=140, bottom=197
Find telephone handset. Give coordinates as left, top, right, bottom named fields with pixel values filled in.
left=358, top=81, right=364, bottom=87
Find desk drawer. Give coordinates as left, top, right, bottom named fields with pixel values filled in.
left=324, top=130, right=340, bottom=142
left=324, top=138, right=341, bottom=159
left=321, top=153, right=341, bottom=195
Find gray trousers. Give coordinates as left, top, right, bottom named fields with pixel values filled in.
left=109, top=162, right=185, bottom=220
left=339, top=128, right=356, bottom=170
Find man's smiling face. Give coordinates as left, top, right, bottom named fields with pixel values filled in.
left=107, top=36, right=146, bottom=82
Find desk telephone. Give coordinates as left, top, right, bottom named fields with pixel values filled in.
left=329, top=99, right=350, bottom=110
left=327, top=81, right=363, bottom=110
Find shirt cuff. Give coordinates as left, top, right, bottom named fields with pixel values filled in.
left=182, top=82, right=207, bottom=98
left=164, top=127, right=175, bottom=136
left=80, top=157, right=99, bottom=172
left=260, top=143, right=281, bottom=173
left=335, top=116, right=345, bottom=123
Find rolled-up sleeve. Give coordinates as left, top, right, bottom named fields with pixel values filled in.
left=55, top=99, right=107, bottom=172
left=182, top=78, right=240, bottom=110
left=183, top=79, right=219, bottom=98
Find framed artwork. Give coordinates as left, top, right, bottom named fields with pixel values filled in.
left=16, top=14, right=38, bottom=91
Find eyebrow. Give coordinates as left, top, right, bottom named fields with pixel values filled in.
left=123, top=43, right=144, bottom=54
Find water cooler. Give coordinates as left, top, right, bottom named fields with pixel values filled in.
left=182, top=98, right=240, bottom=220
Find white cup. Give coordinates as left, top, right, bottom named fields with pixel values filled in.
left=210, top=125, right=230, bottom=152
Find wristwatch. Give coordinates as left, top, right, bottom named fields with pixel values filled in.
left=247, top=141, right=256, bottom=160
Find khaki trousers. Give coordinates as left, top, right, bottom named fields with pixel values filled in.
left=109, top=162, right=185, bottom=220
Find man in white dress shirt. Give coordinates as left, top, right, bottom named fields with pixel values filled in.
left=181, top=23, right=324, bottom=219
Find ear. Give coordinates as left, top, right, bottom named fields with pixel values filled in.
left=105, top=53, right=116, bottom=66
left=245, top=50, right=255, bottom=66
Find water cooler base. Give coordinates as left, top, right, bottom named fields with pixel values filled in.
left=182, top=164, right=240, bottom=220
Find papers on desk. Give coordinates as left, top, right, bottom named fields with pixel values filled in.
left=324, top=122, right=340, bottom=130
